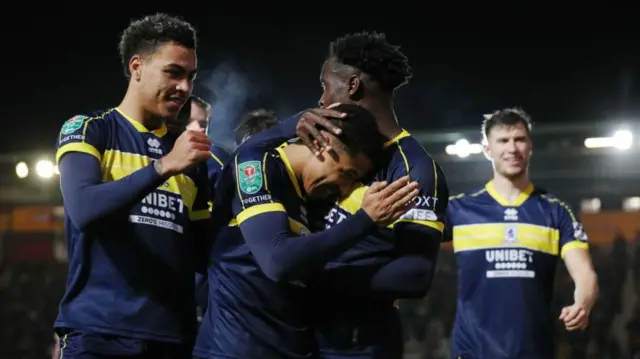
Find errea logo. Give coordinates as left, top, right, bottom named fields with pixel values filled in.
left=147, top=138, right=162, bottom=155
left=504, top=208, right=518, bottom=221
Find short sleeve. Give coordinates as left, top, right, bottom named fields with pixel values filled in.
left=56, top=115, right=105, bottom=164
left=231, top=150, right=286, bottom=225
left=388, top=155, right=449, bottom=233
left=557, top=202, right=589, bottom=258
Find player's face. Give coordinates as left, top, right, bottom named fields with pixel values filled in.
left=485, top=122, right=532, bottom=179
left=138, top=42, right=197, bottom=119
left=186, top=103, right=208, bottom=131
left=302, top=141, right=373, bottom=200
left=318, top=59, right=354, bottom=108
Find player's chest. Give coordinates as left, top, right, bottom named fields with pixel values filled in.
left=107, top=129, right=174, bottom=160
left=451, top=203, right=559, bottom=257
left=99, top=131, right=199, bottom=228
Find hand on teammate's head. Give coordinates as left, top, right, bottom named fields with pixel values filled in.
left=295, top=103, right=346, bottom=155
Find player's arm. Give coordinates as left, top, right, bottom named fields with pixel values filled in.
left=241, top=106, right=346, bottom=153
left=233, top=154, right=416, bottom=283
left=368, top=159, right=449, bottom=299
left=57, top=117, right=166, bottom=231
left=58, top=118, right=210, bottom=231
left=558, top=205, right=598, bottom=330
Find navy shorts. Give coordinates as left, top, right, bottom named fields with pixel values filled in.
left=56, top=330, right=191, bottom=359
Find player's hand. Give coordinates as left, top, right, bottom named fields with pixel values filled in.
left=296, top=103, right=346, bottom=155
left=559, top=303, right=590, bottom=331
left=159, top=129, right=211, bottom=177
left=361, top=176, right=419, bottom=227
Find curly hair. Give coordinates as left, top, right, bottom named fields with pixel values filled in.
left=329, top=31, right=412, bottom=92
left=118, top=13, right=196, bottom=78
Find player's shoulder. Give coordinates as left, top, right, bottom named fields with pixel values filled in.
left=231, top=141, right=285, bottom=180
left=531, top=186, right=575, bottom=213
left=59, top=108, right=117, bottom=135
left=210, top=144, right=231, bottom=165
left=233, top=138, right=273, bottom=163
left=387, top=132, right=442, bottom=172
left=65, top=108, right=117, bottom=127
left=448, top=185, right=491, bottom=205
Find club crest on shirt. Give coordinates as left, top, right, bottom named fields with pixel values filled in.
left=61, top=115, right=88, bottom=135
left=503, top=225, right=519, bottom=245
left=238, top=161, right=263, bottom=195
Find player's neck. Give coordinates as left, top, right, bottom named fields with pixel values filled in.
left=118, top=90, right=163, bottom=131
left=491, top=173, right=531, bottom=203
left=281, top=144, right=309, bottom=180
left=359, top=97, right=402, bottom=140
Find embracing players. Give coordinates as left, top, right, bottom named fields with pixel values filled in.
left=194, top=103, right=419, bottom=358
left=54, top=14, right=211, bottom=359
left=206, top=31, right=449, bottom=359
left=445, top=108, right=599, bottom=359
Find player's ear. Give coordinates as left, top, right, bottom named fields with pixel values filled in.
left=347, top=75, right=361, bottom=97
left=129, top=55, right=142, bottom=82
left=482, top=140, right=492, bottom=161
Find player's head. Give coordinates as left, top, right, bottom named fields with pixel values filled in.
left=300, top=104, right=386, bottom=200
left=169, top=95, right=211, bottom=134
left=185, top=95, right=212, bottom=131
left=119, top=13, right=197, bottom=118
left=481, top=108, right=533, bottom=179
left=234, top=109, right=280, bottom=146
left=319, top=31, right=412, bottom=108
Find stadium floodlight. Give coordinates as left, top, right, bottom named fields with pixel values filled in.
left=580, top=198, right=601, bottom=213
left=35, top=159, right=55, bottom=179
left=584, top=129, right=634, bottom=150
left=15, top=162, right=28, bottom=179
left=613, top=130, right=633, bottom=150
left=623, top=197, right=640, bottom=212
left=445, top=139, right=483, bottom=158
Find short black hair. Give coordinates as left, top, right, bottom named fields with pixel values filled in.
left=481, top=107, right=533, bottom=141
left=329, top=31, right=412, bottom=92
left=323, top=104, right=386, bottom=161
left=234, top=109, right=280, bottom=145
left=119, top=13, right=197, bottom=78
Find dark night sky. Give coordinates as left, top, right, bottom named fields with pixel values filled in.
left=2, top=4, right=640, bottom=153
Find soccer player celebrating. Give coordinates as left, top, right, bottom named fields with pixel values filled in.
left=54, top=14, right=211, bottom=359
left=194, top=103, right=419, bottom=359
left=445, top=108, right=598, bottom=359
left=246, top=32, right=448, bottom=359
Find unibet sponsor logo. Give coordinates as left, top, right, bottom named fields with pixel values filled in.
left=61, top=115, right=88, bottom=135
left=238, top=161, right=263, bottom=194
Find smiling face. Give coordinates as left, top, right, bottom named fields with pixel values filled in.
left=130, top=42, right=197, bottom=119
left=484, top=121, right=532, bottom=180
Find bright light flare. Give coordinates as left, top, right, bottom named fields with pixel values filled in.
left=446, top=139, right=483, bottom=158
left=35, top=160, right=55, bottom=179
left=15, top=162, right=28, bottom=179
left=584, top=129, right=633, bottom=150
